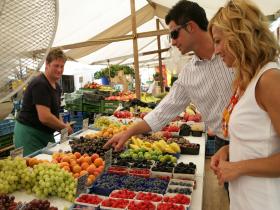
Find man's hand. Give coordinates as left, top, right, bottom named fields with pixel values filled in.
left=65, top=123, right=73, bottom=135
left=210, top=145, right=229, bottom=175
left=103, top=131, right=130, bottom=151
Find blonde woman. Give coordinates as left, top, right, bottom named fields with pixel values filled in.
left=209, top=0, right=280, bottom=209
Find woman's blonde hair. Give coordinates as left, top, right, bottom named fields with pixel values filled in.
left=209, top=0, right=280, bottom=91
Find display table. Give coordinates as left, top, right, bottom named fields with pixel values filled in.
left=12, top=191, right=72, bottom=210
left=178, top=135, right=206, bottom=210
left=9, top=131, right=206, bottom=210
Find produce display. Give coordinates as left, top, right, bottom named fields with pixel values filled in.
left=113, top=110, right=133, bottom=118
left=91, top=173, right=169, bottom=195
left=105, top=91, right=135, bottom=101
left=163, top=194, right=191, bottom=205
left=166, top=186, right=192, bottom=195
left=101, top=198, right=130, bottom=209
left=129, top=136, right=181, bottom=155
left=120, top=148, right=177, bottom=163
left=0, top=157, right=34, bottom=194
left=136, top=192, right=162, bottom=202
left=83, top=82, right=101, bottom=89
left=110, top=189, right=136, bottom=199
left=24, top=199, right=58, bottom=210
left=0, top=157, right=76, bottom=202
left=93, top=116, right=121, bottom=129
left=157, top=202, right=185, bottom=210
left=0, top=194, right=17, bottom=210
left=52, top=152, right=104, bottom=186
left=69, top=137, right=122, bottom=158
left=0, top=100, right=205, bottom=210
left=75, top=194, right=104, bottom=205
left=174, top=162, right=196, bottom=174
left=128, top=200, right=156, bottom=210
left=83, top=124, right=128, bottom=139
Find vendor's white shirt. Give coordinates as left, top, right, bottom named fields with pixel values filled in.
left=229, top=61, right=280, bottom=210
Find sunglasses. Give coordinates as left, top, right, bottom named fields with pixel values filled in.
left=170, top=23, right=188, bottom=40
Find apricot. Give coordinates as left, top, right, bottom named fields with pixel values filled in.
left=59, top=162, right=70, bottom=168
left=77, top=157, right=85, bottom=165
left=73, top=173, right=80, bottom=178
left=91, top=153, right=99, bottom=162
left=96, top=165, right=104, bottom=173
left=94, top=158, right=104, bottom=167
left=63, top=165, right=71, bottom=172
left=84, top=156, right=92, bottom=165
left=74, top=152, right=81, bottom=159
left=87, top=164, right=96, bottom=175
left=81, top=162, right=89, bottom=170
left=72, top=165, right=81, bottom=174
left=79, top=170, right=88, bottom=177
left=61, top=156, right=70, bottom=163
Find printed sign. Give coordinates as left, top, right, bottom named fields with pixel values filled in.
left=60, top=128, right=68, bottom=143
left=46, top=142, right=54, bottom=149
left=76, top=173, right=88, bottom=196
left=104, top=149, right=112, bottom=171
left=10, top=147, right=23, bottom=158
left=83, top=118, right=89, bottom=130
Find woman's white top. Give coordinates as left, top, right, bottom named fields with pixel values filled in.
left=229, top=61, right=280, bottom=210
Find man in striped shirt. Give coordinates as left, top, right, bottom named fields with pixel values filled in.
left=104, top=0, right=234, bottom=153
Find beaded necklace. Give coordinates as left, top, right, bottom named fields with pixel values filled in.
left=222, top=88, right=240, bottom=138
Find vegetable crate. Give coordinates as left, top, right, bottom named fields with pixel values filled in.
left=0, top=133, right=14, bottom=149
left=0, top=119, right=15, bottom=136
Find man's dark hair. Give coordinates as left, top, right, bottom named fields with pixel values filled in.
left=165, top=0, right=208, bottom=31
left=46, top=48, right=67, bottom=64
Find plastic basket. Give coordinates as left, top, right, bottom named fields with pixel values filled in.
left=65, top=104, right=83, bottom=112
left=0, top=133, right=14, bottom=149
left=83, top=104, right=101, bottom=113
left=101, top=100, right=121, bottom=108
left=101, top=107, right=116, bottom=114
left=0, top=119, right=15, bottom=136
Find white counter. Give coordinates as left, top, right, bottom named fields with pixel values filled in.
left=177, top=134, right=206, bottom=210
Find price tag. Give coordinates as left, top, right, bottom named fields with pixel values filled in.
left=83, top=118, right=89, bottom=130
left=46, top=142, right=53, bottom=149
left=76, top=173, right=88, bottom=196
left=60, top=128, right=68, bottom=143
left=10, top=147, right=23, bottom=158
left=104, top=149, right=112, bottom=171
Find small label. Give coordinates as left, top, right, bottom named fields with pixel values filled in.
left=46, top=142, right=53, bottom=148
left=76, top=173, right=88, bottom=196
left=60, top=128, right=68, bottom=143
left=83, top=118, right=89, bottom=130
left=10, top=147, right=23, bottom=158
left=104, top=149, right=112, bottom=171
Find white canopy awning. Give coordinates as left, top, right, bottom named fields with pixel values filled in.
left=53, top=0, right=280, bottom=67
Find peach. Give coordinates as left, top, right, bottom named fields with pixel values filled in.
left=87, top=164, right=96, bottom=175
left=72, top=165, right=81, bottom=174
left=81, top=162, right=90, bottom=171
left=74, top=152, right=81, bottom=159
left=79, top=170, right=88, bottom=177
left=91, top=153, right=99, bottom=162
left=84, top=156, right=92, bottom=165
left=94, top=158, right=104, bottom=167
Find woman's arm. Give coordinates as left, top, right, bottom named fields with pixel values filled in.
left=216, top=68, right=280, bottom=185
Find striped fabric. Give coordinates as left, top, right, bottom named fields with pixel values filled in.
left=144, top=54, right=235, bottom=138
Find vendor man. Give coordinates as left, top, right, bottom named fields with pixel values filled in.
left=14, top=49, right=73, bottom=156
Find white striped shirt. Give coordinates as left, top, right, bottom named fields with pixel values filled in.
left=144, top=54, right=235, bottom=138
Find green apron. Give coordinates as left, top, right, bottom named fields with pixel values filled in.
left=14, top=120, right=55, bottom=156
